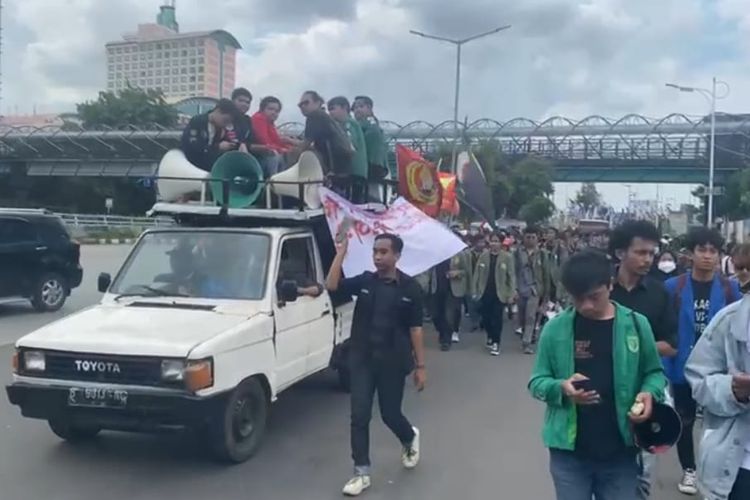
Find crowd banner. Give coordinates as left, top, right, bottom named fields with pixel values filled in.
left=320, top=187, right=466, bottom=277
left=396, top=144, right=442, bottom=217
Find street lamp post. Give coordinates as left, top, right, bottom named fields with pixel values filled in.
left=666, top=77, right=730, bottom=227
left=410, top=25, right=511, bottom=173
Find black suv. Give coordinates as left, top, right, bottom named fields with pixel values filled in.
left=0, top=209, right=83, bottom=311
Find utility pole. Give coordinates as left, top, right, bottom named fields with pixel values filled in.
left=666, top=77, right=730, bottom=227
left=410, top=24, right=511, bottom=174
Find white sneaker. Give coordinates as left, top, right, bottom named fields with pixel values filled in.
left=451, top=332, right=460, bottom=343
left=677, top=469, right=697, bottom=495
left=401, top=427, right=420, bottom=469
left=342, top=475, right=371, bottom=496
left=490, top=343, right=500, bottom=356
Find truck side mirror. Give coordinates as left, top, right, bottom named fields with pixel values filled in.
left=98, top=273, right=112, bottom=293
left=279, top=280, right=299, bottom=303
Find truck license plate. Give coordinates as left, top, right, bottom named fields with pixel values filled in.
left=68, top=387, right=128, bottom=408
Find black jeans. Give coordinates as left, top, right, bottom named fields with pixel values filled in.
left=481, top=297, right=505, bottom=345
left=446, top=293, right=463, bottom=333
left=432, top=291, right=452, bottom=346
left=672, top=383, right=696, bottom=471
left=730, top=468, right=750, bottom=500
left=350, top=354, right=415, bottom=469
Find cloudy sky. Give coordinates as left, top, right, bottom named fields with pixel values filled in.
left=5, top=0, right=750, bottom=208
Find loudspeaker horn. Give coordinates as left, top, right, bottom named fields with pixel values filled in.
left=210, top=151, right=265, bottom=208
left=156, top=149, right=210, bottom=202
left=270, top=151, right=325, bottom=208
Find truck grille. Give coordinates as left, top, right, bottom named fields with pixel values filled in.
left=25, top=350, right=166, bottom=387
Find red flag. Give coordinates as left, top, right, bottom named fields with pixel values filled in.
left=396, top=144, right=442, bottom=217
left=439, top=172, right=459, bottom=215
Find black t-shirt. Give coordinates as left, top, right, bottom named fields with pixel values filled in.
left=339, top=272, right=423, bottom=358
left=304, top=110, right=353, bottom=175
left=611, top=275, right=677, bottom=348
left=435, top=259, right=450, bottom=294
left=573, top=314, right=628, bottom=461
left=692, top=279, right=712, bottom=340
left=228, top=114, right=254, bottom=147
left=483, top=254, right=498, bottom=303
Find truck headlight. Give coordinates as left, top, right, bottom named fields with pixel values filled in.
left=185, top=358, right=213, bottom=392
left=23, top=351, right=46, bottom=372
left=160, top=359, right=185, bottom=381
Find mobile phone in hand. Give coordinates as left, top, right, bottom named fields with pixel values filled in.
left=572, top=379, right=594, bottom=392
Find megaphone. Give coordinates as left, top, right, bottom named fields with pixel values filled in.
left=633, top=402, right=683, bottom=454
left=156, top=149, right=210, bottom=202
left=270, top=151, right=325, bottom=208
left=210, top=151, right=265, bottom=208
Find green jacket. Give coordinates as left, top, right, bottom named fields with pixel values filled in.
left=527, top=303, right=667, bottom=451
left=449, top=249, right=473, bottom=298
left=472, top=250, right=516, bottom=303
left=345, top=117, right=369, bottom=179
left=358, top=116, right=387, bottom=175
left=515, top=247, right=552, bottom=300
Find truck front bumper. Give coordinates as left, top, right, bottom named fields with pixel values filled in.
left=6, top=379, right=224, bottom=430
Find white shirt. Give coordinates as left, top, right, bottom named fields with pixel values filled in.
left=743, top=440, right=750, bottom=470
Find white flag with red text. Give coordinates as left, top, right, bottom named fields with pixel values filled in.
left=320, top=187, right=466, bottom=277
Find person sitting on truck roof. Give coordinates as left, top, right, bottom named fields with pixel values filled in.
left=180, top=98, right=238, bottom=172
left=298, top=90, right=354, bottom=198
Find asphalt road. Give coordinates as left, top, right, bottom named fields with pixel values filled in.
left=0, top=246, right=690, bottom=500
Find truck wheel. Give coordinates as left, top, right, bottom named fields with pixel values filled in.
left=31, top=273, right=68, bottom=312
left=337, top=366, right=351, bottom=393
left=209, top=378, right=268, bottom=463
left=48, top=419, right=101, bottom=441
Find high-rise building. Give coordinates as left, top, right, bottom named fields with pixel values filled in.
left=104, top=1, right=241, bottom=102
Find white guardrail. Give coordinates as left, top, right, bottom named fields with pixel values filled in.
left=58, top=213, right=173, bottom=229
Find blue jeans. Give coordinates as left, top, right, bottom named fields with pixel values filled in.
left=549, top=449, right=639, bottom=500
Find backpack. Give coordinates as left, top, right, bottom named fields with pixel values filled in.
left=673, top=273, right=737, bottom=313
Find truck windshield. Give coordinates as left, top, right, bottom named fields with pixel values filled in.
left=110, top=231, right=270, bottom=300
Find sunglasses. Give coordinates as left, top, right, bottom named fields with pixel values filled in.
left=298, top=100, right=310, bottom=108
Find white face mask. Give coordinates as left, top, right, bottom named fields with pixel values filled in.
left=658, top=260, right=677, bottom=274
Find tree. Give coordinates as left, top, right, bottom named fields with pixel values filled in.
left=718, top=169, right=750, bottom=221
left=573, top=182, right=601, bottom=213
left=77, top=85, right=178, bottom=128
left=519, top=195, right=555, bottom=225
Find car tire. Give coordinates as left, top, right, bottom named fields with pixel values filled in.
left=31, top=272, right=68, bottom=312
left=208, top=377, right=268, bottom=463
left=48, top=419, right=101, bottom=442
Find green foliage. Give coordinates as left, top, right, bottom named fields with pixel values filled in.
left=573, top=182, right=601, bottom=212
left=77, top=85, right=178, bottom=128
left=518, top=196, right=556, bottom=225
left=721, top=169, right=750, bottom=220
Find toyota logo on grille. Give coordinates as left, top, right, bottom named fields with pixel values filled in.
left=74, top=360, right=121, bottom=373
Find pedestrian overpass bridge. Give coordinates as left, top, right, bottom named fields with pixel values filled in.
left=1, top=113, right=749, bottom=184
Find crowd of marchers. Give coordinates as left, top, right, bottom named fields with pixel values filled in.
left=414, top=221, right=749, bottom=500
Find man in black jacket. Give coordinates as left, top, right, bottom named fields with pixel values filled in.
left=180, top=98, right=237, bottom=172
left=326, top=233, right=426, bottom=497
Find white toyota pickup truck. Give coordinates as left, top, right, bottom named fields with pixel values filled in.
left=6, top=204, right=354, bottom=463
